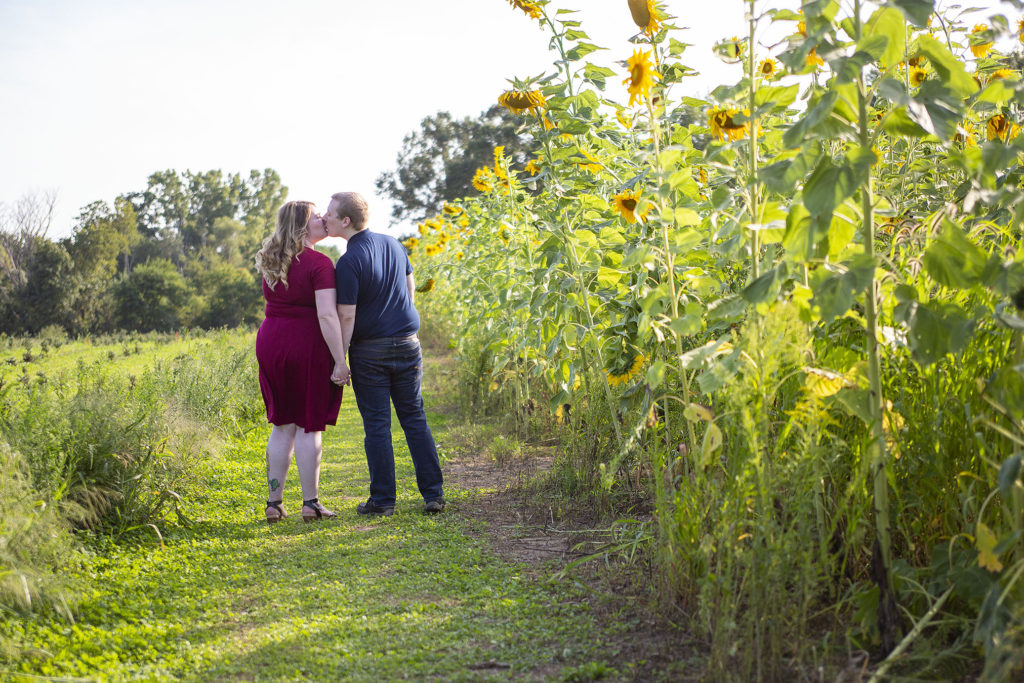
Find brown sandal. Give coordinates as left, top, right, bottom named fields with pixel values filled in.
left=302, top=498, right=337, bottom=522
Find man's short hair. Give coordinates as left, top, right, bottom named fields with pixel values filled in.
left=331, top=192, right=369, bottom=231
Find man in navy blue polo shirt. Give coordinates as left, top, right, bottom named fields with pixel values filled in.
left=324, top=191, right=445, bottom=516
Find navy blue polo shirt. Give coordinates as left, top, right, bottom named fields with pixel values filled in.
left=335, top=229, right=419, bottom=342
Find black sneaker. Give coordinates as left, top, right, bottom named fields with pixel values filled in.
left=356, top=499, right=394, bottom=516
left=423, top=498, right=446, bottom=514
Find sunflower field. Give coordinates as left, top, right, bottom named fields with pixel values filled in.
left=407, top=0, right=1024, bottom=678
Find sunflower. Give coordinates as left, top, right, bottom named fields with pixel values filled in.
left=612, top=189, right=648, bottom=224
left=698, top=167, right=708, bottom=185
left=987, top=113, right=1019, bottom=141
left=627, top=0, right=663, bottom=35
left=708, top=106, right=749, bottom=142
left=498, top=89, right=546, bottom=115
left=456, top=251, right=464, bottom=260
left=970, top=24, right=993, bottom=58
left=989, top=68, right=1016, bottom=81
left=758, top=58, right=779, bottom=79
left=507, top=0, right=542, bottom=20
left=908, top=55, right=924, bottom=67
left=472, top=166, right=494, bottom=193
left=715, top=36, right=746, bottom=62
left=797, top=19, right=807, bottom=37
left=1019, top=17, right=1024, bottom=45
left=415, top=278, right=435, bottom=293
left=954, top=123, right=978, bottom=147
left=524, top=159, right=540, bottom=175
left=402, top=237, right=419, bottom=249
left=573, top=150, right=602, bottom=173
left=623, top=49, right=658, bottom=106
left=807, top=48, right=825, bottom=68
left=606, top=353, right=647, bottom=387
left=910, top=66, right=928, bottom=87
left=442, top=203, right=463, bottom=216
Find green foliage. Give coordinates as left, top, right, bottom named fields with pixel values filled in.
left=113, top=259, right=195, bottom=332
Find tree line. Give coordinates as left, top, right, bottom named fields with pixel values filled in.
left=0, top=105, right=533, bottom=337
left=0, top=169, right=286, bottom=335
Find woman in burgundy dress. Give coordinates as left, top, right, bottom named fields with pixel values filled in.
left=254, top=201, right=348, bottom=523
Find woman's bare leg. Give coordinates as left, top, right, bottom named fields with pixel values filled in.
left=293, top=429, right=323, bottom=501
left=266, top=424, right=297, bottom=502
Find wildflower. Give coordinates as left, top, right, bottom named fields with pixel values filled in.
left=416, top=278, right=435, bottom=293
left=574, top=150, right=603, bottom=173
left=708, top=106, right=749, bottom=142
left=498, top=89, right=546, bottom=114
left=627, top=0, right=663, bottom=35
left=507, top=0, right=542, bottom=20
left=606, top=353, right=647, bottom=387
left=989, top=68, right=1016, bottom=81
left=623, top=49, right=658, bottom=106
left=970, top=24, right=993, bottom=59
left=987, top=113, right=1019, bottom=141
left=758, top=59, right=779, bottom=79
left=910, top=66, right=928, bottom=87
left=524, top=159, right=540, bottom=175
left=807, top=48, right=825, bottom=68
left=472, top=166, right=494, bottom=193
left=612, top=189, right=648, bottom=224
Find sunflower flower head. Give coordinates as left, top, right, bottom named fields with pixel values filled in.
left=627, top=0, right=663, bottom=36
left=987, top=113, right=1019, bottom=141
left=910, top=66, right=928, bottom=87
left=708, top=106, right=749, bottom=142
left=807, top=48, right=825, bottom=69
left=954, top=123, right=978, bottom=147
left=574, top=150, right=603, bottom=173
left=970, top=24, right=993, bottom=59
left=606, top=353, right=647, bottom=387
left=623, top=49, right=658, bottom=107
left=524, top=159, right=540, bottom=175
left=415, top=278, right=435, bottom=293
left=989, top=68, right=1016, bottom=82
left=498, top=88, right=547, bottom=115
left=403, top=237, right=419, bottom=249
left=612, top=189, right=649, bottom=224
left=759, top=58, right=779, bottom=79
left=472, top=166, right=495, bottom=193
left=442, top=203, right=463, bottom=216
left=1019, top=17, right=1024, bottom=45
left=507, top=0, right=543, bottom=21
left=714, top=36, right=747, bottom=63
left=797, top=19, right=807, bottom=37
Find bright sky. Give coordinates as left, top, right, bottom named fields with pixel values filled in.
left=0, top=0, right=1006, bottom=242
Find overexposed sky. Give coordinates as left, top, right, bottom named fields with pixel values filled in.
left=0, top=0, right=1006, bottom=241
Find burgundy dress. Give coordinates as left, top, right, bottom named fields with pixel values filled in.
left=256, top=249, right=342, bottom=432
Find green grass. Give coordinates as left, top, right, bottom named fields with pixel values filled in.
left=1, top=373, right=637, bottom=681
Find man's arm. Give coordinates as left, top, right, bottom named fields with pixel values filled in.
left=337, top=304, right=357, bottom=357
left=407, top=273, right=415, bottom=305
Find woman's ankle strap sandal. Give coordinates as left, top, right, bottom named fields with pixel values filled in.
left=265, top=499, right=286, bottom=524
left=302, top=498, right=337, bottom=522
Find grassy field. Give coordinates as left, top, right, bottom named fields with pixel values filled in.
left=1, top=333, right=651, bottom=681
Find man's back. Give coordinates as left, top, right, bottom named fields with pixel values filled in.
left=335, top=229, right=419, bottom=342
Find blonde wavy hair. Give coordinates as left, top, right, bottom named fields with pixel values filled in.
left=254, top=201, right=315, bottom=290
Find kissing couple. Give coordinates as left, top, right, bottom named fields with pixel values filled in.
left=253, top=192, right=445, bottom=523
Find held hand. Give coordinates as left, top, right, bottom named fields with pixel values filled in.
left=330, top=361, right=351, bottom=386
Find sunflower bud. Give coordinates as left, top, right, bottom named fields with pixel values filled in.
left=627, top=0, right=650, bottom=29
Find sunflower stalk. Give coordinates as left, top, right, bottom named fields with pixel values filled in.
left=746, top=0, right=761, bottom=284
left=646, top=70, right=697, bottom=459
left=853, top=0, right=900, bottom=653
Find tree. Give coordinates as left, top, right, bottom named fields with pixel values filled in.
left=113, top=259, right=194, bottom=332
left=66, top=197, right=140, bottom=278
left=121, top=168, right=287, bottom=264
left=375, top=105, right=534, bottom=224
left=185, top=255, right=262, bottom=329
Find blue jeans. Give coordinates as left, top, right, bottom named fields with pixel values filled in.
left=348, top=336, right=444, bottom=507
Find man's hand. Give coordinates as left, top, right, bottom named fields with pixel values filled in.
left=331, top=361, right=351, bottom=386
